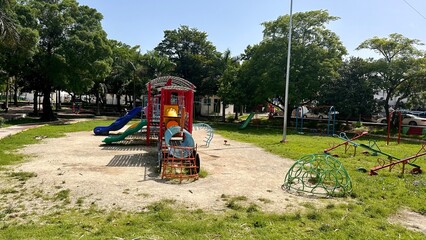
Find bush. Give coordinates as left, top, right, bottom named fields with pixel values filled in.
left=0, top=117, right=5, bottom=127
left=226, top=115, right=235, bottom=123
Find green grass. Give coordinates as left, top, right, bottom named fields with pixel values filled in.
left=1, top=120, right=426, bottom=239
left=8, top=171, right=37, bottom=182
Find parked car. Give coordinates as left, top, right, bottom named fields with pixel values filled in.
left=303, top=111, right=339, bottom=119
left=376, top=114, right=426, bottom=126
left=410, top=111, right=426, bottom=118
left=303, top=112, right=328, bottom=119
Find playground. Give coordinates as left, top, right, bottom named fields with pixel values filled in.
left=7, top=127, right=315, bottom=213
left=1, top=76, right=426, bottom=237
left=1, top=119, right=426, bottom=237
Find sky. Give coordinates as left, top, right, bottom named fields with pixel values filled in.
left=76, top=0, right=426, bottom=58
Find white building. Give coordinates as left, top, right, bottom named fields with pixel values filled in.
left=199, top=96, right=234, bottom=117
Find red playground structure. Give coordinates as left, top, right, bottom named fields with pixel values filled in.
left=145, top=76, right=200, bottom=182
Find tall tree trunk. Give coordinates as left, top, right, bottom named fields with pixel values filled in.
left=41, top=88, right=56, bottom=121
left=33, top=90, right=38, bottom=116
left=4, top=77, right=10, bottom=112
left=13, top=77, right=18, bottom=106
left=56, top=90, right=61, bottom=111
left=221, top=101, right=226, bottom=122
left=95, top=92, right=101, bottom=115
left=116, top=94, right=121, bottom=113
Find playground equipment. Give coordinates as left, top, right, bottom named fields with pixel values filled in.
left=294, top=106, right=305, bottom=134
left=282, top=154, right=352, bottom=197
left=326, top=131, right=388, bottom=158
left=145, top=76, right=200, bottom=182
left=193, top=123, right=214, bottom=147
left=327, top=131, right=423, bottom=175
left=93, top=106, right=142, bottom=135
left=369, top=144, right=425, bottom=175
left=324, top=131, right=369, bottom=156
left=239, top=112, right=255, bottom=129
left=327, top=106, right=337, bottom=136
left=102, top=119, right=147, bottom=144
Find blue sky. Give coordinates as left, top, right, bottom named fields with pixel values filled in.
left=77, top=0, right=426, bottom=58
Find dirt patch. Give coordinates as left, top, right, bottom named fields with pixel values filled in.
left=2, top=128, right=342, bottom=221
left=389, top=209, right=426, bottom=234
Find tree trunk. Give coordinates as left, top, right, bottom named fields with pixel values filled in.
left=56, top=90, right=61, bottom=111
left=41, top=88, right=56, bottom=121
left=95, top=92, right=101, bottom=115
left=4, top=77, right=10, bottom=112
left=13, top=77, right=18, bottom=106
left=116, top=94, right=121, bottom=113
left=33, top=90, right=38, bottom=116
left=221, top=101, right=226, bottom=122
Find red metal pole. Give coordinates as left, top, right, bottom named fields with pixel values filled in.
left=387, top=112, right=392, bottom=145
left=397, top=112, right=402, bottom=144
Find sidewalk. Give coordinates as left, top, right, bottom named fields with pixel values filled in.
left=0, top=105, right=93, bottom=140
left=0, top=123, right=45, bottom=140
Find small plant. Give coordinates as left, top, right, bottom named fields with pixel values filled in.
left=76, top=197, right=84, bottom=206
left=0, top=188, right=18, bottom=194
left=226, top=199, right=243, bottom=210
left=8, top=171, right=37, bottom=182
left=246, top=204, right=259, bottom=213
left=136, top=193, right=151, bottom=198
left=258, top=198, right=272, bottom=204
left=232, top=196, right=248, bottom=201
left=226, top=115, right=235, bottom=123
left=198, top=169, right=208, bottom=178
left=54, top=189, right=70, bottom=202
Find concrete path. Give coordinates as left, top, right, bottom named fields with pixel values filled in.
left=0, top=123, right=45, bottom=140
left=0, top=105, right=97, bottom=140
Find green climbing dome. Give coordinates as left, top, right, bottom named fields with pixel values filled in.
left=283, top=154, right=352, bottom=197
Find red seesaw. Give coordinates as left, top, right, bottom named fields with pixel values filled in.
left=369, top=144, right=425, bottom=175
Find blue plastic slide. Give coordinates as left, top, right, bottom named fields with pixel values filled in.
left=93, top=106, right=142, bottom=135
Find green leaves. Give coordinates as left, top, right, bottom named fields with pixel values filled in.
left=240, top=10, right=346, bottom=109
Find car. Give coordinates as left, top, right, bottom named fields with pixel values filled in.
left=303, top=111, right=339, bottom=119
left=410, top=111, right=426, bottom=118
left=303, top=112, right=328, bottom=119
left=376, top=114, right=426, bottom=126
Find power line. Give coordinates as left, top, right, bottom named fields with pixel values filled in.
left=401, top=0, right=426, bottom=20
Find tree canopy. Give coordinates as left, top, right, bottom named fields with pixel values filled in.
left=14, top=0, right=111, bottom=120
left=357, top=33, right=426, bottom=120
left=155, top=25, right=222, bottom=97
left=239, top=10, right=347, bottom=111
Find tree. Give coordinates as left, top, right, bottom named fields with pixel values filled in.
left=216, top=49, right=241, bottom=121
left=0, top=0, right=19, bottom=44
left=140, top=50, right=175, bottom=78
left=357, top=33, right=425, bottom=122
left=22, top=0, right=111, bottom=121
left=155, top=25, right=222, bottom=97
left=319, top=57, right=376, bottom=120
left=239, top=10, right=346, bottom=113
left=0, top=1, right=38, bottom=111
left=105, top=40, right=142, bottom=111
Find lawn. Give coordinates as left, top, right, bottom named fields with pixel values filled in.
left=0, top=120, right=425, bottom=239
